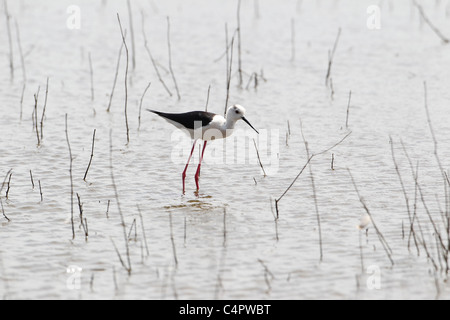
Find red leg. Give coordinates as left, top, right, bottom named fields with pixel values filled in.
left=195, top=141, right=207, bottom=192
left=182, top=140, right=197, bottom=194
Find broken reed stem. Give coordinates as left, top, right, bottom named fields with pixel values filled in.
left=40, top=78, right=49, bottom=141
left=300, top=119, right=323, bottom=262
left=291, top=18, right=296, bottom=61
left=29, top=170, right=35, bottom=189
left=126, top=0, right=136, bottom=70
left=325, top=28, right=342, bottom=87
left=224, top=25, right=236, bottom=116
left=5, top=173, right=12, bottom=199
left=77, top=193, right=88, bottom=240
left=169, top=212, right=179, bottom=268
left=347, top=168, right=394, bottom=266
left=253, top=139, right=267, bottom=177
left=205, top=85, right=211, bottom=112
left=137, top=205, right=150, bottom=257
left=0, top=169, right=12, bottom=195
left=117, top=14, right=130, bottom=145
left=14, top=19, right=26, bottom=82
left=390, top=137, right=419, bottom=254
left=275, top=131, right=352, bottom=219
left=88, top=52, right=94, bottom=101
left=141, top=11, right=173, bottom=97
left=65, top=114, right=75, bottom=240
left=4, top=0, right=14, bottom=80
left=107, top=35, right=125, bottom=112
left=38, top=180, right=43, bottom=202
left=0, top=198, right=9, bottom=222
left=236, top=0, right=243, bottom=87
left=346, top=90, right=352, bottom=129
left=109, top=130, right=132, bottom=275
left=138, top=82, right=152, bottom=131
left=415, top=2, right=450, bottom=44
left=127, top=218, right=137, bottom=241
left=167, top=16, right=181, bottom=100
left=83, top=129, right=97, bottom=181
left=20, top=83, right=26, bottom=121
left=34, top=88, right=41, bottom=146
left=106, top=200, right=111, bottom=219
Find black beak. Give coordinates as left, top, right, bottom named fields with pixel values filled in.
left=242, top=117, right=259, bottom=134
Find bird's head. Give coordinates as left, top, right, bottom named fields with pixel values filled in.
left=227, top=105, right=259, bottom=134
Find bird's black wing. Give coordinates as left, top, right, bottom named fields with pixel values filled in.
left=148, top=110, right=216, bottom=130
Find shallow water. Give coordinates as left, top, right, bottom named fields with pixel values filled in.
left=1, top=0, right=450, bottom=300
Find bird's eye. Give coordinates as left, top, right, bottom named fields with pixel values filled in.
left=235, top=110, right=240, bottom=114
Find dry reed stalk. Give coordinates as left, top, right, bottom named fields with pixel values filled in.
left=415, top=2, right=449, bottom=44
left=224, top=25, right=236, bottom=116
left=5, top=173, right=12, bottom=200
left=38, top=180, right=43, bottom=202
left=14, top=19, right=26, bottom=82
left=65, top=114, right=75, bottom=240
left=325, top=28, right=341, bottom=87
left=138, top=82, right=152, bottom=131
left=88, top=53, right=94, bottom=102
left=40, top=78, right=49, bottom=141
left=109, top=130, right=132, bottom=275
left=347, top=168, right=394, bottom=266
left=3, top=0, right=14, bottom=80
left=126, top=0, right=136, bottom=70
left=29, top=170, right=35, bottom=189
left=169, top=212, right=178, bottom=268
left=275, top=131, right=351, bottom=219
left=83, top=129, right=97, bottom=181
left=253, top=139, right=267, bottom=177
left=117, top=14, right=130, bottom=145
left=390, top=137, right=419, bottom=254
left=107, top=36, right=125, bottom=112
left=141, top=11, right=172, bottom=97
left=236, top=0, right=243, bottom=87
left=345, top=90, right=352, bottom=129
left=167, top=17, right=181, bottom=100
left=300, top=119, right=323, bottom=261
left=137, top=205, right=149, bottom=258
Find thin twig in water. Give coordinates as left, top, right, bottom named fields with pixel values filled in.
left=224, top=25, right=236, bottom=116
left=169, top=212, right=179, bottom=268
left=65, top=114, right=75, bottom=240
left=109, top=130, right=132, bottom=275
left=346, top=90, right=352, bottom=129
left=275, top=131, right=351, bottom=219
left=137, top=205, right=150, bottom=258
left=300, top=120, right=323, bottom=261
left=29, top=170, right=35, bottom=189
left=5, top=172, right=12, bottom=199
left=141, top=11, right=173, bottom=97
left=0, top=198, right=9, bottom=222
left=325, top=28, right=341, bottom=87
left=117, top=14, right=130, bottom=145
left=3, top=0, right=14, bottom=80
left=83, top=129, right=97, bottom=181
left=205, top=85, right=211, bottom=112
left=127, top=0, right=136, bottom=70
left=253, top=139, right=267, bottom=177
left=236, top=0, right=243, bottom=87
left=34, top=88, right=41, bottom=146
left=107, top=35, right=125, bottom=112
left=415, top=2, right=449, bottom=44
left=167, top=17, right=181, bottom=100
left=40, top=77, right=49, bottom=141
left=138, top=82, right=152, bottom=131
left=14, top=19, right=26, bottom=82
left=347, top=168, right=394, bottom=266
left=38, top=180, right=43, bottom=202
left=88, top=53, right=94, bottom=102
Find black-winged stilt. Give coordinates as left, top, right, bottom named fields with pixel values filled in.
left=148, top=105, right=259, bottom=194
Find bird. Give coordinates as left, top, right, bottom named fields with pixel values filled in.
left=147, top=105, right=259, bottom=194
